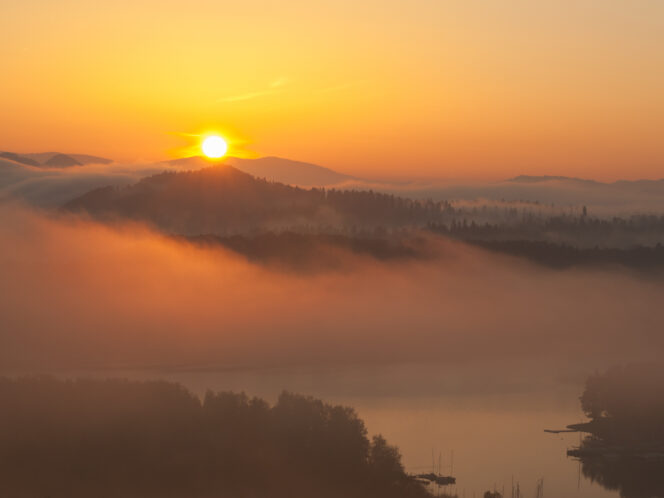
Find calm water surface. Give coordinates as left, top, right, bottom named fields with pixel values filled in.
left=86, top=362, right=618, bottom=498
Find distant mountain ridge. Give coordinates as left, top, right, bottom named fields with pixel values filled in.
left=507, top=175, right=600, bottom=185
left=0, top=152, right=41, bottom=167
left=168, top=156, right=355, bottom=187
left=225, top=156, right=355, bottom=186
left=507, top=175, right=664, bottom=187
left=0, top=151, right=112, bottom=168
left=5, top=147, right=664, bottom=215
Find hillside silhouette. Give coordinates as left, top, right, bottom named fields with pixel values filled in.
left=62, top=165, right=664, bottom=271
left=64, top=165, right=452, bottom=235
left=0, top=377, right=429, bottom=498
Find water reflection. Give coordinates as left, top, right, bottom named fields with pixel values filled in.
left=579, top=452, right=664, bottom=498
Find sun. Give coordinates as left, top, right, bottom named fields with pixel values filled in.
left=201, top=135, right=228, bottom=159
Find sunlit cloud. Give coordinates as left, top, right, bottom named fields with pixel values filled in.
left=270, top=77, right=290, bottom=88
left=217, top=77, right=290, bottom=103
left=317, top=81, right=363, bottom=94
left=217, top=90, right=274, bottom=103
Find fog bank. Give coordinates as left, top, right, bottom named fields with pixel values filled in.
left=1, top=206, right=662, bottom=373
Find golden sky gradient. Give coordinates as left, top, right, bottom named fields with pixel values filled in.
left=1, top=0, right=662, bottom=180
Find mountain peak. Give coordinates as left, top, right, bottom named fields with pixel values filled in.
left=226, top=156, right=354, bottom=186
left=166, top=155, right=354, bottom=187
left=44, top=153, right=82, bottom=168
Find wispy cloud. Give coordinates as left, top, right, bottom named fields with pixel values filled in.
left=217, top=77, right=290, bottom=103
left=269, top=77, right=289, bottom=89
left=218, top=90, right=274, bottom=103
left=216, top=78, right=361, bottom=103
left=317, top=81, right=363, bottom=94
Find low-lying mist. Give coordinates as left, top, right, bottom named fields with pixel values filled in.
left=5, top=157, right=664, bottom=217
left=0, top=159, right=191, bottom=207
left=1, top=204, right=662, bottom=374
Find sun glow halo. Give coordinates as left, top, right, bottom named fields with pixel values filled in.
left=201, top=136, right=228, bottom=159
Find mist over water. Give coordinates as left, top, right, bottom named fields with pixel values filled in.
left=1, top=204, right=661, bottom=497
left=1, top=204, right=661, bottom=373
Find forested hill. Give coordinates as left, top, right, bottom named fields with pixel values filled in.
left=63, top=165, right=452, bottom=235
left=0, top=377, right=429, bottom=498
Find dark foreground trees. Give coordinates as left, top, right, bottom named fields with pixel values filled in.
left=573, top=364, right=664, bottom=498
left=0, top=377, right=429, bottom=498
left=579, top=363, right=664, bottom=443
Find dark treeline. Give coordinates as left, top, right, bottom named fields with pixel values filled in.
left=0, top=377, right=429, bottom=498
left=185, top=232, right=432, bottom=270
left=63, top=166, right=452, bottom=235
left=579, top=454, right=664, bottom=498
left=578, top=364, right=664, bottom=444
left=464, top=240, right=664, bottom=271
left=569, top=365, right=664, bottom=498
left=185, top=232, right=664, bottom=273
left=429, top=214, right=664, bottom=249
left=61, top=165, right=664, bottom=272
left=63, top=166, right=664, bottom=251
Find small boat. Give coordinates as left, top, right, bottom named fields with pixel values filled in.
left=414, top=472, right=456, bottom=485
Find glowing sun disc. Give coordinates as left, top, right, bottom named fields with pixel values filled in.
left=202, top=136, right=228, bottom=158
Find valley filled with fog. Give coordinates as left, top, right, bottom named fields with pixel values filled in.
left=2, top=153, right=664, bottom=497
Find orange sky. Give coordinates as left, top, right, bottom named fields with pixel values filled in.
left=1, top=0, right=662, bottom=181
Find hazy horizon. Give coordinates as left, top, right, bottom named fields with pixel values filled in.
left=3, top=0, right=664, bottom=181
left=5, top=149, right=664, bottom=183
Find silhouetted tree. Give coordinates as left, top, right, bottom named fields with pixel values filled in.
left=0, top=377, right=430, bottom=498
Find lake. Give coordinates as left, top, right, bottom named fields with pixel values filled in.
left=87, top=360, right=619, bottom=498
